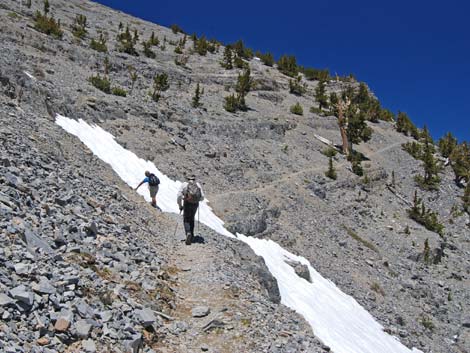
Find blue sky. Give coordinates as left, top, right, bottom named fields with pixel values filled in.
left=93, top=0, right=469, bottom=142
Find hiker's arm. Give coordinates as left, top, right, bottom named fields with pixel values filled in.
left=176, top=184, right=184, bottom=209
left=135, top=180, right=144, bottom=190
left=198, top=183, right=205, bottom=201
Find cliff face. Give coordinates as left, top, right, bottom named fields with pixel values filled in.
left=0, top=0, right=469, bottom=352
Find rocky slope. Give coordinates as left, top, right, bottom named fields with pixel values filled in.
left=1, top=0, right=469, bottom=352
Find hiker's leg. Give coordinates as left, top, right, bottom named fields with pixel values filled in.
left=187, top=204, right=197, bottom=236
left=149, top=186, right=158, bottom=206
left=183, top=204, right=192, bottom=235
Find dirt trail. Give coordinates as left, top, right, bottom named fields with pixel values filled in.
left=211, top=140, right=404, bottom=201
left=154, top=222, right=249, bottom=353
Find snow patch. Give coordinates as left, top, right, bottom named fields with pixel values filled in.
left=56, top=115, right=422, bottom=353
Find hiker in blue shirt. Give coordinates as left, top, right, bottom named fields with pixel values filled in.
left=135, top=171, right=160, bottom=208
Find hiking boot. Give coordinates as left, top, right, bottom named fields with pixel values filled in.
left=185, top=232, right=192, bottom=245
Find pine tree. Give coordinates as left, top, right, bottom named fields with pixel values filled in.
left=192, top=83, right=202, bottom=108
left=72, top=14, right=87, bottom=39
left=195, top=36, right=208, bottom=56
left=416, top=141, right=441, bottom=190
left=289, top=75, right=306, bottom=96
left=133, top=29, right=139, bottom=44
left=420, top=125, right=434, bottom=145
left=277, top=55, right=298, bottom=77
left=346, top=109, right=372, bottom=151
left=235, top=68, right=252, bottom=96
left=423, top=239, right=431, bottom=264
left=315, top=80, right=328, bottom=110
left=449, top=142, right=470, bottom=184
left=44, top=0, right=50, bottom=15
left=151, top=73, right=169, bottom=102
left=149, top=31, right=159, bottom=46
left=142, top=41, right=156, bottom=58
left=463, top=182, right=470, bottom=213
left=221, top=46, right=233, bottom=69
left=325, top=156, right=337, bottom=180
left=438, top=132, right=457, bottom=158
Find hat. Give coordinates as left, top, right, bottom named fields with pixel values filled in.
left=188, top=174, right=196, bottom=180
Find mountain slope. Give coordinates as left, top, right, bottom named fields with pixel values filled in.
left=0, top=0, right=469, bottom=352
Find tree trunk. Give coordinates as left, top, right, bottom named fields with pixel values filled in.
left=337, top=99, right=350, bottom=156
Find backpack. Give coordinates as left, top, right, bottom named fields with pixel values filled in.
left=184, top=182, right=202, bottom=203
left=148, top=174, right=160, bottom=186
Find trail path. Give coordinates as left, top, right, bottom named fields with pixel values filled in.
left=212, top=141, right=404, bottom=200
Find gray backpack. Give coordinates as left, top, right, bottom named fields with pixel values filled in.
left=184, top=183, right=202, bottom=203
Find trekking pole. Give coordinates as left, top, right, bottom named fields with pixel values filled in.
left=173, top=210, right=182, bottom=237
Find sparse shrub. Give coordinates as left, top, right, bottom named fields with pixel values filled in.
left=192, top=83, right=203, bottom=108
left=142, top=41, right=156, bottom=58
left=408, top=190, right=444, bottom=235
left=170, top=24, right=184, bottom=34
left=322, top=147, right=337, bottom=158
left=289, top=75, right=306, bottom=96
left=206, top=39, right=217, bottom=53
left=33, top=2, right=63, bottom=39
left=277, top=55, right=298, bottom=77
left=402, top=141, right=423, bottom=159
left=174, top=45, right=183, bottom=54
left=379, top=109, right=395, bottom=122
left=325, top=156, right=337, bottom=180
left=151, top=73, right=169, bottom=102
left=404, top=225, right=410, bottom=234
left=256, top=51, right=274, bottom=66
left=310, top=106, right=325, bottom=116
left=230, top=40, right=253, bottom=60
left=175, top=55, right=189, bottom=67
left=347, top=151, right=365, bottom=176
left=290, top=102, right=303, bottom=115
left=8, top=12, right=20, bottom=20
left=370, top=282, right=385, bottom=296
left=89, top=74, right=111, bottom=94
left=224, top=94, right=238, bottom=113
left=72, top=14, right=87, bottom=39
left=90, top=33, right=107, bottom=52
left=111, top=87, right=127, bottom=97
left=420, top=316, right=435, bottom=331
left=302, top=67, right=330, bottom=81
left=149, top=31, right=159, bottom=46
left=233, top=56, right=247, bottom=69
left=117, top=25, right=138, bottom=56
